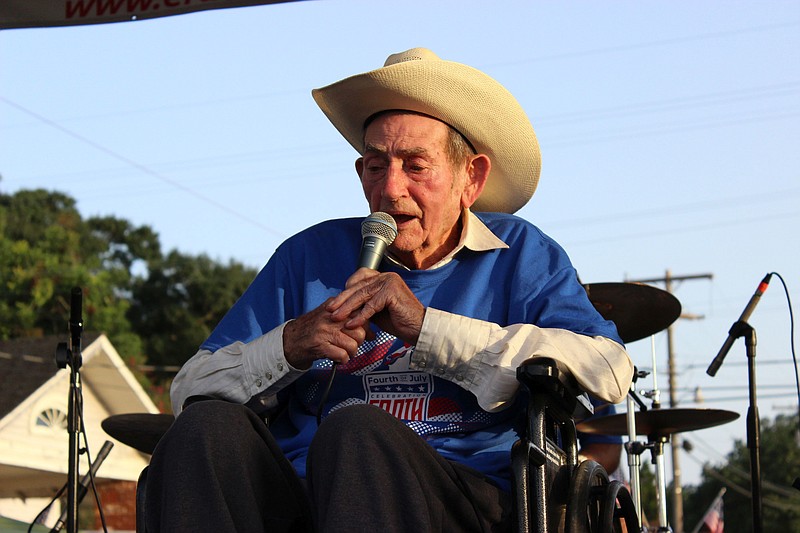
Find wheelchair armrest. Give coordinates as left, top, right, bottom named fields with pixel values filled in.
left=182, top=395, right=221, bottom=410
left=516, top=357, right=593, bottom=421
left=183, top=394, right=281, bottom=427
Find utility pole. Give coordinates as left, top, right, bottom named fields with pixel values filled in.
left=627, top=270, right=712, bottom=533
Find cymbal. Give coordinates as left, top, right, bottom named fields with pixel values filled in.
left=576, top=408, right=739, bottom=437
left=583, top=282, right=682, bottom=343
left=101, top=413, right=174, bottom=454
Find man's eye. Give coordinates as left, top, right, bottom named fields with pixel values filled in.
left=406, top=161, right=427, bottom=173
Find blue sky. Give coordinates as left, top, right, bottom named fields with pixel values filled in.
left=1, top=0, right=799, bottom=493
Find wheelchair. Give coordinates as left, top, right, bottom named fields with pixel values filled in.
left=130, top=358, right=639, bottom=533
left=512, top=358, right=639, bottom=532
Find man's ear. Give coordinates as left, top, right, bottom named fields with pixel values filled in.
left=355, top=157, right=364, bottom=178
left=462, top=154, right=490, bottom=208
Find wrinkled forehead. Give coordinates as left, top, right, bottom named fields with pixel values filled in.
left=363, top=110, right=475, bottom=153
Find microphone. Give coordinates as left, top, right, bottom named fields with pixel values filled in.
left=358, top=212, right=398, bottom=270
left=707, top=273, right=772, bottom=376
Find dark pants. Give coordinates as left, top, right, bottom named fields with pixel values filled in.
left=145, top=401, right=511, bottom=532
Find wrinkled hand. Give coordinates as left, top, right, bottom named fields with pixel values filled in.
left=326, top=269, right=426, bottom=346
left=283, top=297, right=369, bottom=370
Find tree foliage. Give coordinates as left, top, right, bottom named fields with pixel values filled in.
left=0, top=188, right=258, bottom=404
left=0, top=189, right=137, bottom=347
left=681, top=414, right=800, bottom=532
left=128, top=250, right=255, bottom=367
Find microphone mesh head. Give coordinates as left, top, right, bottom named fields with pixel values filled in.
left=361, top=212, right=398, bottom=245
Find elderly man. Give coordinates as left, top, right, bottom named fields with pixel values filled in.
left=145, top=48, right=633, bottom=532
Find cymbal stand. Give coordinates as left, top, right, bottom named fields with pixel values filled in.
left=643, top=335, right=662, bottom=410
left=641, top=335, right=671, bottom=532
left=648, top=436, right=672, bottom=532
left=624, top=368, right=648, bottom=529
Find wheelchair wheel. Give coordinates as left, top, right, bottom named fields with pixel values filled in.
left=566, top=460, right=608, bottom=533
left=599, top=480, right=640, bottom=532
left=566, top=461, right=640, bottom=533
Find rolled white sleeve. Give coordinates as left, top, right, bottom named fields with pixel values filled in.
left=170, top=321, right=306, bottom=415
left=410, top=307, right=633, bottom=412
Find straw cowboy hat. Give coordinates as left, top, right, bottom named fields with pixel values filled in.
left=312, top=48, right=541, bottom=214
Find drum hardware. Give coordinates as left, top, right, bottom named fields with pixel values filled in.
left=582, top=282, right=682, bottom=344
left=624, top=368, right=646, bottom=530
left=580, top=284, right=679, bottom=531
left=578, top=400, right=739, bottom=531
left=573, top=310, right=740, bottom=533
left=643, top=335, right=662, bottom=409
left=578, top=408, right=740, bottom=437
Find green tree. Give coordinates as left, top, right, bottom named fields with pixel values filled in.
left=0, top=189, right=139, bottom=353
left=128, top=249, right=256, bottom=368
left=681, top=414, right=800, bottom=532
left=1, top=188, right=258, bottom=409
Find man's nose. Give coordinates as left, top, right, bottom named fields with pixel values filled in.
left=381, top=162, right=408, bottom=199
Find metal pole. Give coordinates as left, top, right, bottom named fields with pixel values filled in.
left=666, top=270, right=684, bottom=533
left=627, top=270, right=713, bottom=532
left=626, top=385, right=642, bottom=521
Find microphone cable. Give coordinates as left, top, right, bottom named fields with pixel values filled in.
left=316, top=362, right=337, bottom=426
left=770, top=271, right=799, bottom=433
left=29, top=390, right=111, bottom=533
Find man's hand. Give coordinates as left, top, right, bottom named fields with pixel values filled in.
left=283, top=297, right=369, bottom=370
left=326, top=269, right=426, bottom=346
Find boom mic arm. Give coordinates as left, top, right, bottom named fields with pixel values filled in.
left=707, top=273, right=772, bottom=376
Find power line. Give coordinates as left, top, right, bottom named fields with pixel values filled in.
left=536, top=81, right=800, bottom=125
left=682, top=453, right=800, bottom=512
left=0, top=96, right=286, bottom=239
left=564, top=209, right=799, bottom=247
left=547, top=109, right=800, bottom=148
left=690, top=392, right=798, bottom=403
left=681, top=358, right=796, bottom=369
left=675, top=384, right=796, bottom=391
left=547, top=186, right=800, bottom=229
left=490, top=21, right=800, bottom=67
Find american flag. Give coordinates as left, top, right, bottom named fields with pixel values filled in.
left=694, top=487, right=725, bottom=533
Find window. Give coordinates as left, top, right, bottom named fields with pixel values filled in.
left=35, top=407, right=68, bottom=431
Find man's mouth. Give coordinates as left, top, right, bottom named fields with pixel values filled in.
left=389, top=214, right=415, bottom=226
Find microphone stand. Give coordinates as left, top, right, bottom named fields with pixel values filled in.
left=736, top=320, right=763, bottom=533
left=706, top=274, right=770, bottom=533
left=709, top=320, right=763, bottom=532
left=55, top=287, right=84, bottom=533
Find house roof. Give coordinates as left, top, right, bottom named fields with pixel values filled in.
left=0, top=333, right=160, bottom=498
left=0, top=333, right=101, bottom=420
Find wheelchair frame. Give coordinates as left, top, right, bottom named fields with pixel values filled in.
left=512, top=358, right=639, bottom=533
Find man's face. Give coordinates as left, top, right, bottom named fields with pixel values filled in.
left=357, top=112, right=469, bottom=270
